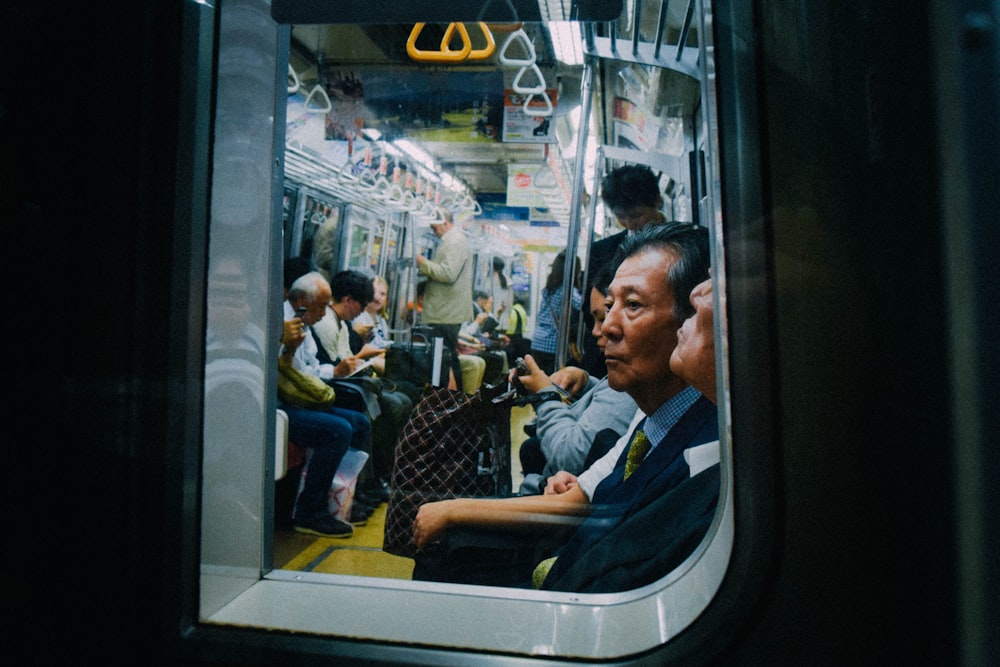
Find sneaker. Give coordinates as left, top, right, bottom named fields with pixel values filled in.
left=293, top=514, right=354, bottom=538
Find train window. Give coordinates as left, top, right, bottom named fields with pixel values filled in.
left=198, top=0, right=735, bottom=660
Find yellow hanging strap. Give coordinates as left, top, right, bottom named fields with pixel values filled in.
left=442, top=22, right=495, bottom=60
left=407, top=22, right=471, bottom=62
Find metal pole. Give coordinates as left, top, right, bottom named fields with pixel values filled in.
left=555, top=54, right=596, bottom=370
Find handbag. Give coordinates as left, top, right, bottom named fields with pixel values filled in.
left=277, top=355, right=336, bottom=409
left=384, top=331, right=453, bottom=387
left=383, top=382, right=513, bottom=558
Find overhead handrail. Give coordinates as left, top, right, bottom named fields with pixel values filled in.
left=288, top=65, right=301, bottom=94
left=498, top=28, right=536, bottom=66
left=303, top=84, right=332, bottom=113
left=407, top=22, right=472, bottom=62
left=442, top=22, right=496, bottom=60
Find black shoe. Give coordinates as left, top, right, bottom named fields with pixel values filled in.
left=349, top=504, right=369, bottom=526
left=356, top=490, right=384, bottom=506
left=362, top=482, right=391, bottom=504
left=293, top=514, right=353, bottom=538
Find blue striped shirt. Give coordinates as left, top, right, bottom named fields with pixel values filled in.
left=531, top=285, right=583, bottom=354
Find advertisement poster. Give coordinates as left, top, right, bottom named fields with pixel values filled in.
left=502, top=89, right=558, bottom=143
left=612, top=96, right=659, bottom=151
left=506, top=163, right=548, bottom=208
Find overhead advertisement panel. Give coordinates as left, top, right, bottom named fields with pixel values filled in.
left=502, top=89, right=558, bottom=143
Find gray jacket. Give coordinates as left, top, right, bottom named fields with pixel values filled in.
left=535, top=375, right=638, bottom=478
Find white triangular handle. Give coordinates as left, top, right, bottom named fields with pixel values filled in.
left=304, top=84, right=332, bottom=113
left=498, top=29, right=535, bottom=66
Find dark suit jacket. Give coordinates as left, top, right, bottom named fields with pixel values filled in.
left=541, top=395, right=719, bottom=591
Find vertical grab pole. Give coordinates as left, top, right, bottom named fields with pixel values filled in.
left=555, top=55, right=596, bottom=370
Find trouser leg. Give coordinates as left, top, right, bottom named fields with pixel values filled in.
left=282, top=406, right=353, bottom=520
left=324, top=405, right=373, bottom=487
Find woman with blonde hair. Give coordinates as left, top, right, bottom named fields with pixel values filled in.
left=352, top=275, right=393, bottom=373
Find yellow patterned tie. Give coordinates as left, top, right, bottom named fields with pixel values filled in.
left=624, top=429, right=650, bottom=480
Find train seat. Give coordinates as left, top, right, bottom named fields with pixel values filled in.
left=458, top=354, right=486, bottom=394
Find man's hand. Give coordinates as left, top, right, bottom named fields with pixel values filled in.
left=545, top=471, right=579, bottom=495
left=550, top=366, right=590, bottom=396
left=281, top=318, right=307, bottom=353
left=507, top=354, right=554, bottom=394
left=334, top=356, right=365, bottom=377
left=413, top=500, right=454, bottom=550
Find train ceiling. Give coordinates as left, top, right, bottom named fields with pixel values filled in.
left=288, top=23, right=577, bottom=199
left=285, top=2, right=702, bottom=219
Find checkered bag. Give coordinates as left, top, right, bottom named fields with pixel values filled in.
left=383, top=383, right=513, bottom=558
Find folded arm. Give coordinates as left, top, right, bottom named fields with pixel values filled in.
left=413, top=484, right=589, bottom=551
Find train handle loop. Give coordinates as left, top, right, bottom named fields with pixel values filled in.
left=512, top=63, right=546, bottom=94
left=498, top=28, right=535, bottom=66
left=407, top=23, right=472, bottom=62
left=442, top=22, right=495, bottom=60
left=303, top=84, right=332, bottom=113
left=523, top=90, right=554, bottom=117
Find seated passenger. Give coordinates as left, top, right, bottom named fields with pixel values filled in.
left=412, top=223, right=716, bottom=592
left=351, top=274, right=394, bottom=375
left=539, top=273, right=721, bottom=593
left=281, top=271, right=372, bottom=537
left=515, top=266, right=638, bottom=489
left=458, top=289, right=507, bottom=385
left=313, top=269, right=410, bottom=508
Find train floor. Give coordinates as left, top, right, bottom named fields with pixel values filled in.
left=274, top=404, right=535, bottom=578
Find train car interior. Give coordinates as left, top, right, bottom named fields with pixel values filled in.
left=198, top=0, right=738, bottom=659
left=7, top=0, right=996, bottom=664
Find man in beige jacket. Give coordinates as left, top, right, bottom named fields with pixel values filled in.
left=416, top=209, right=473, bottom=390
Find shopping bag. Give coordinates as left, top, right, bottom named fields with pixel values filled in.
left=328, top=448, right=369, bottom=523
left=383, top=382, right=513, bottom=558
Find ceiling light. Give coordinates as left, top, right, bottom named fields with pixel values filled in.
left=549, top=22, right=583, bottom=67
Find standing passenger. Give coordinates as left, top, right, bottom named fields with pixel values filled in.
left=581, top=164, right=667, bottom=378
left=490, top=256, right=514, bottom=331
left=416, top=208, right=472, bottom=391
left=530, top=250, right=583, bottom=375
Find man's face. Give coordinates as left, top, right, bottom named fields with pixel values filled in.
left=670, top=278, right=716, bottom=401
left=295, top=285, right=331, bottom=325
left=602, top=247, right=682, bottom=410
left=429, top=221, right=448, bottom=238
left=612, top=202, right=662, bottom=232
left=340, top=294, right=366, bottom=321
left=589, top=286, right=609, bottom=352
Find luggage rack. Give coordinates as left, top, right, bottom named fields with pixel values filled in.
left=583, top=0, right=701, bottom=79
